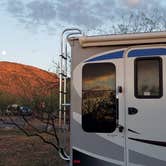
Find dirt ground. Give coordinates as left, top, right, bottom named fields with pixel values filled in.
left=0, top=129, right=69, bottom=166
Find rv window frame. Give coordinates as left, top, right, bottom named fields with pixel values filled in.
left=134, top=57, right=163, bottom=99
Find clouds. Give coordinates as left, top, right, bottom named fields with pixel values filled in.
left=55, top=0, right=101, bottom=28
left=2, top=0, right=102, bottom=31
left=26, top=1, right=56, bottom=24
left=6, top=0, right=24, bottom=17
left=5, top=0, right=57, bottom=26
left=1, top=0, right=166, bottom=34
left=2, top=0, right=118, bottom=29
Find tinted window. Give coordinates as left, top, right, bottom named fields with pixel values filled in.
left=82, top=63, right=117, bottom=133
left=135, top=57, right=162, bottom=98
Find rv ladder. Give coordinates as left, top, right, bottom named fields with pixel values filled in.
left=58, top=28, right=82, bottom=161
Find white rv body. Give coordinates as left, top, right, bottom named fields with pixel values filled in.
left=68, top=32, right=166, bottom=166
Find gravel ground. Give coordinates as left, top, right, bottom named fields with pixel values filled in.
left=0, top=128, right=70, bottom=166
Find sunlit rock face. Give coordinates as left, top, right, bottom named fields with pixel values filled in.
left=0, top=61, right=59, bottom=98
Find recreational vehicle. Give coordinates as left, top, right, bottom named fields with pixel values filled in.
left=59, top=29, right=166, bottom=166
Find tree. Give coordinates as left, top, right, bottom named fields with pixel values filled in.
left=0, top=91, right=17, bottom=115
left=112, top=9, right=163, bottom=34
left=0, top=69, right=70, bottom=161
left=86, top=8, right=166, bottom=36
left=0, top=88, right=70, bottom=161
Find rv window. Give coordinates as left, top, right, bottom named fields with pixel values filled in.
left=82, top=63, right=117, bottom=133
left=135, top=57, right=162, bottom=98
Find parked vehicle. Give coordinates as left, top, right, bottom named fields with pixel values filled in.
left=59, top=30, right=166, bottom=165
left=6, top=104, right=20, bottom=115
left=20, top=106, right=32, bottom=116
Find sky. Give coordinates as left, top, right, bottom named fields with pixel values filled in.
left=0, top=0, right=166, bottom=71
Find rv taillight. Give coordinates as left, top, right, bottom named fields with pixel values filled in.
left=73, top=159, right=81, bottom=164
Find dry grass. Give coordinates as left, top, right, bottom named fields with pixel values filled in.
left=0, top=128, right=69, bottom=166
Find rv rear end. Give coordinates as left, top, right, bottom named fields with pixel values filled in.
left=68, top=32, right=166, bottom=166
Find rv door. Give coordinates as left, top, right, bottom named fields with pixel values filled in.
left=125, top=47, right=166, bottom=166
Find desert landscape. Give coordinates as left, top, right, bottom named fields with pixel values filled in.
left=0, top=62, right=68, bottom=166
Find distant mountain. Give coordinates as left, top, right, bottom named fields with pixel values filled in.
left=0, top=61, right=59, bottom=98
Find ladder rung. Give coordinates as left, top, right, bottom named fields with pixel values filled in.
left=62, top=103, right=71, bottom=107
left=60, top=54, right=67, bottom=60
left=59, top=91, right=68, bottom=94
left=59, top=73, right=67, bottom=77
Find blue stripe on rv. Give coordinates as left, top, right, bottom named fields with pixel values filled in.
left=85, top=48, right=166, bottom=62
left=86, top=50, right=124, bottom=62
left=128, top=48, right=166, bottom=57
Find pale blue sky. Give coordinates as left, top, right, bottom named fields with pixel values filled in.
left=0, top=3, right=60, bottom=70
left=0, top=0, right=166, bottom=71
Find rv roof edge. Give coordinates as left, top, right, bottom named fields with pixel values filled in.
left=69, top=31, right=166, bottom=47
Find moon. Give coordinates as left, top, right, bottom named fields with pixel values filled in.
left=127, top=0, right=140, bottom=6
left=1, top=50, right=7, bottom=55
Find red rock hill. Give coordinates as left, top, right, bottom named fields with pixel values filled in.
left=0, top=61, right=59, bottom=98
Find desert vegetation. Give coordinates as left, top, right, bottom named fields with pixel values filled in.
left=0, top=62, right=70, bottom=166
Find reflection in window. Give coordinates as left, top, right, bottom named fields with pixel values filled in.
left=135, top=57, right=162, bottom=98
left=82, top=63, right=117, bottom=133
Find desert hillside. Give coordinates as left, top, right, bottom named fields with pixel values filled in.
left=0, top=61, right=59, bottom=98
